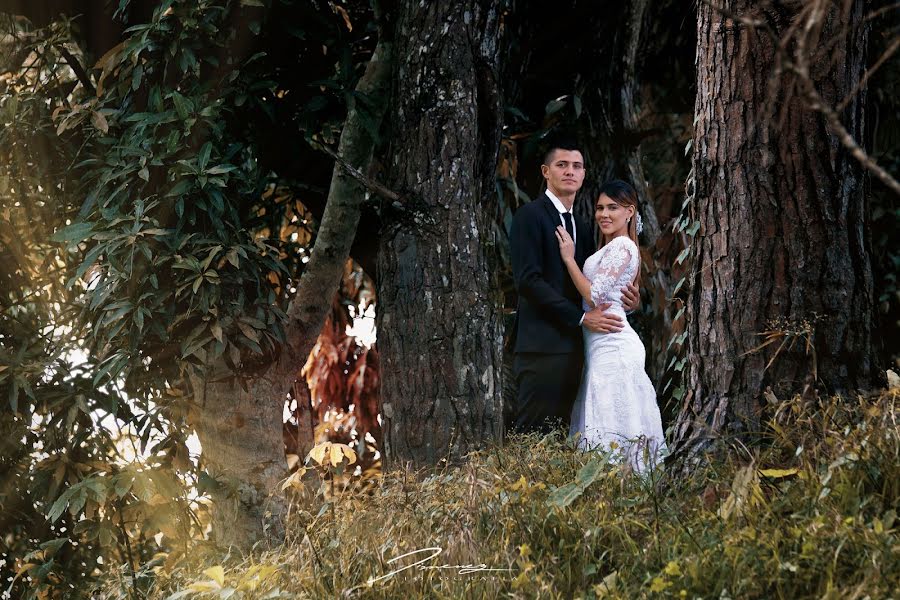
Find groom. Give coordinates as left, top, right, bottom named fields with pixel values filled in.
left=509, top=139, right=639, bottom=434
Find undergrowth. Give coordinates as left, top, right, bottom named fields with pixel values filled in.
left=99, top=389, right=899, bottom=599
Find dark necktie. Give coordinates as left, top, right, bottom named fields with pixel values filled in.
left=562, top=212, right=575, bottom=243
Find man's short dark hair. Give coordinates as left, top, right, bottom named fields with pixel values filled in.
left=542, top=135, right=583, bottom=165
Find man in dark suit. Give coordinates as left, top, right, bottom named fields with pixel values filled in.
left=509, top=140, right=639, bottom=434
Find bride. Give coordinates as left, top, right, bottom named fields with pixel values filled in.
left=554, top=179, right=666, bottom=472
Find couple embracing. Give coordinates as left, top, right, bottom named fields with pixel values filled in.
left=509, top=139, right=666, bottom=471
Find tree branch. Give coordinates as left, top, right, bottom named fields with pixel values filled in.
left=54, top=43, right=95, bottom=96
left=273, top=37, right=393, bottom=387
left=836, top=35, right=899, bottom=112
left=311, top=140, right=401, bottom=202
left=805, top=77, right=900, bottom=196
left=791, top=1, right=900, bottom=196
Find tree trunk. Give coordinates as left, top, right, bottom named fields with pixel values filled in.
left=186, top=37, right=392, bottom=548
left=189, top=374, right=289, bottom=547
left=671, top=0, right=873, bottom=464
left=377, top=0, right=505, bottom=468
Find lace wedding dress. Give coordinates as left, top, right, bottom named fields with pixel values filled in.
left=569, top=235, right=666, bottom=472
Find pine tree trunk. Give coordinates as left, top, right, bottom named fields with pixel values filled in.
left=376, top=0, right=505, bottom=468
left=671, top=0, right=873, bottom=463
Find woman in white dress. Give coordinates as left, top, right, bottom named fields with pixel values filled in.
left=554, top=179, right=666, bottom=472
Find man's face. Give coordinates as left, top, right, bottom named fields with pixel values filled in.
left=541, top=149, right=585, bottom=197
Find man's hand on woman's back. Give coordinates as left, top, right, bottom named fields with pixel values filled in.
left=621, top=282, right=640, bottom=313
left=583, top=303, right=624, bottom=333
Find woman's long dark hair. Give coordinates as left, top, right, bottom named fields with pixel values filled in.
left=596, top=179, right=641, bottom=287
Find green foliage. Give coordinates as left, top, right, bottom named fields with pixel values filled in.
left=1, top=0, right=381, bottom=594
left=109, top=388, right=899, bottom=599
left=0, top=3, right=293, bottom=596
left=59, top=1, right=291, bottom=390
left=656, top=163, right=699, bottom=410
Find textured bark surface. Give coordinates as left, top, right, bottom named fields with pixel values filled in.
left=189, top=374, right=289, bottom=548
left=377, top=0, right=505, bottom=468
left=672, top=1, right=873, bottom=462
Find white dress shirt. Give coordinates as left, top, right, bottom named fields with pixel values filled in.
left=545, top=189, right=585, bottom=324
left=545, top=189, right=576, bottom=246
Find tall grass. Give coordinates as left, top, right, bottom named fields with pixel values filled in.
left=102, top=389, right=898, bottom=599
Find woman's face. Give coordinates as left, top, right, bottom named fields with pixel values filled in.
left=595, top=194, right=635, bottom=238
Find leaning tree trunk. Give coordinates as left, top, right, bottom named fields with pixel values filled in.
left=187, top=37, right=392, bottom=549
left=376, top=0, right=505, bottom=468
left=671, top=0, right=873, bottom=465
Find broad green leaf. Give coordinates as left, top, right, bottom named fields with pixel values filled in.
left=8, top=378, right=18, bottom=413
left=131, top=64, right=143, bottom=90
left=211, top=322, right=223, bottom=342
left=39, top=538, right=68, bottom=559
left=575, top=457, right=604, bottom=488
left=237, top=321, right=260, bottom=343
left=171, top=91, right=193, bottom=119
left=241, top=316, right=265, bottom=329
left=545, top=96, right=568, bottom=116
left=167, top=178, right=193, bottom=197
left=75, top=244, right=105, bottom=280
left=547, top=457, right=608, bottom=508
left=93, top=352, right=126, bottom=387
left=547, top=482, right=582, bottom=508
left=48, top=490, right=71, bottom=522
left=114, top=472, right=135, bottom=498
left=198, top=141, right=213, bottom=171
left=182, top=335, right=213, bottom=360
left=50, top=222, right=93, bottom=243
left=205, top=164, right=237, bottom=175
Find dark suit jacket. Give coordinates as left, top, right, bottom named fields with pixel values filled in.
left=510, top=192, right=593, bottom=354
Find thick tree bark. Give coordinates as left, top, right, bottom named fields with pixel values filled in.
left=671, top=1, right=873, bottom=464
left=376, top=0, right=505, bottom=468
left=187, top=38, right=392, bottom=548
left=189, top=373, right=289, bottom=546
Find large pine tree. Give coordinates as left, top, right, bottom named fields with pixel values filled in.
left=671, top=0, right=874, bottom=463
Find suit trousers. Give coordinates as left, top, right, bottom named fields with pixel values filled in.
left=513, top=351, right=584, bottom=435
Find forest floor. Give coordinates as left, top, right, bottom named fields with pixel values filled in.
left=99, top=388, right=898, bottom=599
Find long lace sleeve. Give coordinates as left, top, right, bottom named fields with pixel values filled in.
left=590, top=238, right=636, bottom=307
